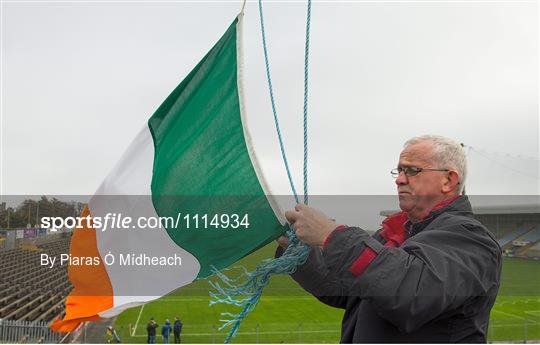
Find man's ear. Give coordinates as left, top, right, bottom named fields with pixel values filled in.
left=442, top=170, right=460, bottom=194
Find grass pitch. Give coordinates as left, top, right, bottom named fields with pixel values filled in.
left=113, top=245, right=540, bottom=343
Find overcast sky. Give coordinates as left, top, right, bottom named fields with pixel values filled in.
left=2, top=0, right=538, bottom=228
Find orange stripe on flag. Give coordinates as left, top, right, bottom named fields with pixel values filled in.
left=50, top=206, right=114, bottom=333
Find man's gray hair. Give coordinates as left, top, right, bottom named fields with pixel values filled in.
left=404, top=135, right=467, bottom=193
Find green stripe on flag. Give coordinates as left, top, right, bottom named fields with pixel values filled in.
left=148, top=17, right=287, bottom=278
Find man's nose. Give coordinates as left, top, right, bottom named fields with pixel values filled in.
left=395, top=171, right=408, bottom=185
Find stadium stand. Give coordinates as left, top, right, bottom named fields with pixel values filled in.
left=497, top=223, right=535, bottom=248
left=0, top=235, right=72, bottom=323
left=531, top=241, right=540, bottom=251
left=528, top=241, right=540, bottom=253
left=516, top=225, right=540, bottom=243
left=519, top=233, right=540, bottom=259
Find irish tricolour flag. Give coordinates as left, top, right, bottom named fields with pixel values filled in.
left=51, top=14, right=286, bottom=332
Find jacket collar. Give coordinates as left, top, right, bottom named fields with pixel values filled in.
left=381, top=195, right=473, bottom=243
left=405, top=195, right=472, bottom=237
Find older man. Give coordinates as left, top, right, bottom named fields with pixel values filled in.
left=279, top=135, right=501, bottom=343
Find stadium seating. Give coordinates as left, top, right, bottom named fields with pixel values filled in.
left=516, top=225, right=540, bottom=243
left=522, top=239, right=540, bottom=258
left=497, top=223, right=535, bottom=248
left=0, top=236, right=72, bottom=323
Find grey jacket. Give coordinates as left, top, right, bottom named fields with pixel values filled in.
left=278, top=196, right=502, bottom=343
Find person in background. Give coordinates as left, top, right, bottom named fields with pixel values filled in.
left=146, top=317, right=158, bottom=344
left=106, top=325, right=121, bottom=343
left=161, top=319, right=172, bottom=344
left=173, top=316, right=183, bottom=344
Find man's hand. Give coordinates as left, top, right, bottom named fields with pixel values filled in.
left=276, top=235, right=289, bottom=248
left=284, top=204, right=337, bottom=247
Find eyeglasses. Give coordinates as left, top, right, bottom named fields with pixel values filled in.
left=390, top=167, right=449, bottom=178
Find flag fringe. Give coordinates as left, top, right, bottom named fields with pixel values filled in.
left=209, top=228, right=309, bottom=343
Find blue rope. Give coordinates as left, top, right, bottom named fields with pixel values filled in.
left=208, top=231, right=310, bottom=342
left=303, top=0, right=311, bottom=205
left=209, top=1, right=313, bottom=343
left=257, top=0, right=300, bottom=204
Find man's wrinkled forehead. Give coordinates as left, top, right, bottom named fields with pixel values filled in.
left=399, top=141, right=434, bottom=166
